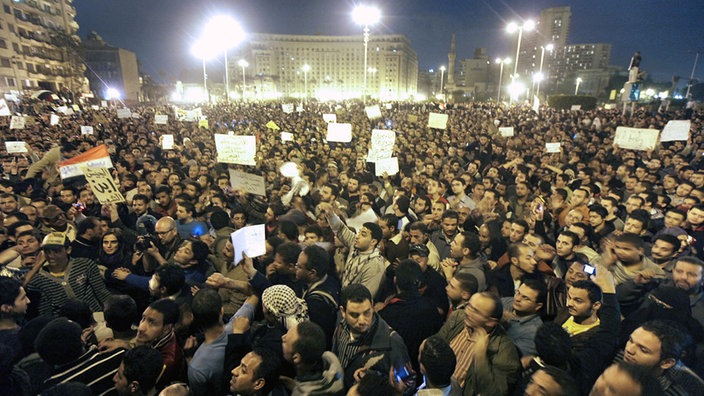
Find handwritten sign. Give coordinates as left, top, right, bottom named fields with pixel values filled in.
left=367, top=129, right=395, bottom=162
left=326, top=123, right=352, bottom=143
left=154, top=114, right=168, bottom=125
left=282, top=103, right=294, bottom=114
left=545, top=143, right=561, bottom=153
left=5, top=141, right=27, bottom=153
left=80, top=126, right=94, bottom=135
left=427, top=112, right=448, bottom=129
left=80, top=166, right=125, bottom=204
left=116, top=108, right=131, bottom=119
left=215, top=134, right=256, bottom=165
left=365, top=105, right=382, bottom=120
left=660, top=120, right=690, bottom=142
left=614, top=127, right=660, bottom=151
left=162, top=135, right=174, bottom=150
left=374, top=157, right=399, bottom=176
left=9, top=116, right=24, bottom=129
left=499, top=127, right=514, bottom=137
left=50, top=114, right=59, bottom=126
left=323, top=113, right=337, bottom=123
left=231, top=224, right=266, bottom=265
left=281, top=132, right=294, bottom=142
left=228, top=170, right=266, bottom=196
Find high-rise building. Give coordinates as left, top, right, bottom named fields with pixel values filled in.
left=555, top=44, right=613, bottom=95
left=82, top=32, right=140, bottom=102
left=0, top=0, right=85, bottom=96
left=235, top=33, right=418, bottom=101
left=517, top=6, right=571, bottom=88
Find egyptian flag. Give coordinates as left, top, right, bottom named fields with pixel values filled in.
left=58, top=144, right=113, bottom=180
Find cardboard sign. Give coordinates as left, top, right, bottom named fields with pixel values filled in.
left=9, top=116, right=24, bottom=129
left=266, top=120, right=280, bottom=130
left=326, top=123, right=352, bottom=143
left=162, top=135, right=174, bottom=150
left=660, top=120, right=690, bottom=142
left=116, top=108, right=131, bottom=119
left=198, top=118, right=209, bottom=129
left=50, top=114, right=60, bottom=126
left=374, top=157, right=399, bottom=176
left=228, top=170, right=266, bottom=196
left=214, top=134, right=256, bottom=165
left=499, top=127, right=514, bottom=137
left=231, top=224, right=266, bottom=265
left=365, top=105, right=382, bottom=120
left=80, top=166, right=125, bottom=204
left=281, top=132, right=294, bottom=142
left=367, top=129, right=395, bottom=162
left=154, top=114, right=168, bottom=125
left=5, top=141, right=27, bottom=153
left=282, top=103, right=294, bottom=114
left=0, top=99, right=11, bottom=116
left=545, top=143, right=561, bottom=153
left=427, top=112, right=448, bottom=129
left=80, top=126, right=94, bottom=135
left=614, top=127, right=660, bottom=151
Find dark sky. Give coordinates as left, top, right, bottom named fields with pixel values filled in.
left=75, top=0, right=704, bottom=84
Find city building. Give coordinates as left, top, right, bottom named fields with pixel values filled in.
left=234, top=33, right=418, bottom=101
left=81, top=31, right=140, bottom=102
left=0, top=0, right=85, bottom=97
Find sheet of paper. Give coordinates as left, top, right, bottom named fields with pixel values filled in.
left=660, top=120, right=690, bottom=142
left=326, top=123, right=352, bottom=143
left=231, top=224, right=266, bottom=265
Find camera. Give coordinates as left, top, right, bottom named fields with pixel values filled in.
left=136, top=236, right=155, bottom=252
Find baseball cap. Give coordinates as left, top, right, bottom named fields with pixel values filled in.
left=41, top=232, right=70, bottom=249
left=409, top=244, right=430, bottom=257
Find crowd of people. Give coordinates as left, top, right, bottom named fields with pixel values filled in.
left=0, top=98, right=703, bottom=396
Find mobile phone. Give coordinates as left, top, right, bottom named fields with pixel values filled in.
left=583, top=264, right=596, bottom=276
left=73, top=202, right=86, bottom=212
left=394, top=366, right=412, bottom=383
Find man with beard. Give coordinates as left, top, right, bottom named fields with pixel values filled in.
left=70, top=216, right=103, bottom=261
left=430, top=210, right=460, bottom=261
left=0, top=277, right=30, bottom=362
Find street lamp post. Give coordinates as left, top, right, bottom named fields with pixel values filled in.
left=439, top=66, right=446, bottom=99
left=302, top=64, right=310, bottom=100
left=536, top=43, right=553, bottom=98
left=201, top=15, right=245, bottom=103
left=506, top=20, right=535, bottom=83
left=191, top=40, right=216, bottom=103
left=686, top=50, right=701, bottom=99
left=353, top=5, right=381, bottom=104
left=238, top=59, right=248, bottom=99
left=575, top=77, right=582, bottom=95
left=495, top=57, right=510, bottom=103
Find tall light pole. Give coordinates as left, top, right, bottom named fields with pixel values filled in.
left=506, top=20, right=535, bottom=83
left=238, top=59, right=248, bottom=99
left=302, top=64, right=310, bottom=100
left=686, top=50, right=701, bottom=99
left=495, top=57, right=510, bottom=103
left=367, top=67, right=377, bottom=98
left=575, top=77, right=582, bottom=95
left=191, top=40, right=216, bottom=103
left=202, top=15, right=245, bottom=103
left=536, top=43, right=553, bottom=98
left=439, top=65, right=446, bottom=99
left=353, top=5, right=381, bottom=104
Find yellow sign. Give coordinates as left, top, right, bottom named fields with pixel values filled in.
left=80, top=166, right=125, bottom=204
left=198, top=119, right=209, bottom=129
left=266, top=120, right=280, bottom=130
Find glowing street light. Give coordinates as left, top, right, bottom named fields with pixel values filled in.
left=536, top=43, right=553, bottom=97
left=352, top=5, right=381, bottom=104
left=575, top=77, right=583, bottom=95
left=439, top=65, right=446, bottom=98
left=506, top=20, right=535, bottom=82
left=191, top=40, right=218, bottom=103
left=302, top=64, right=311, bottom=100
left=202, top=15, right=245, bottom=103
left=238, top=59, right=248, bottom=99
left=495, top=57, right=511, bottom=103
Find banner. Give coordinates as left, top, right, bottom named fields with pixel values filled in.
left=365, top=105, right=381, bottom=120
left=58, top=144, right=113, bottom=179
left=80, top=166, right=125, bottom=204
left=499, top=127, right=514, bottom=137
left=154, top=114, right=168, bottom=125
left=5, top=141, right=27, bottom=153
left=326, top=123, right=352, bottom=143
left=614, top=127, right=660, bottom=151
left=660, top=120, right=690, bottom=142
left=214, top=134, right=256, bottom=165
left=427, top=112, right=448, bottom=129
left=80, top=126, right=94, bottom=135
left=228, top=170, right=267, bottom=196
left=231, top=224, right=266, bottom=265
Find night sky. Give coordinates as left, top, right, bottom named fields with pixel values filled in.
left=75, top=0, right=704, bottom=86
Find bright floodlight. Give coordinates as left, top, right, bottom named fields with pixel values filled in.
left=506, top=22, right=519, bottom=33
left=440, top=65, right=446, bottom=71
left=191, top=39, right=218, bottom=61
left=203, top=15, right=245, bottom=51
left=238, top=59, right=249, bottom=68
left=106, top=87, right=120, bottom=100
left=302, top=64, right=311, bottom=72
left=545, top=43, right=554, bottom=51
left=524, top=20, right=535, bottom=31
left=533, top=72, right=544, bottom=82
left=576, top=77, right=583, bottom=83
left=508, top=81, right=525, bottom=99
left=352, top=5, right=381, bottom=26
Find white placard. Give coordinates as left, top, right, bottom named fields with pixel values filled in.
left=282, top=103, right=294, bottom=114
left=281, top=132, right=294, bottom=142
left=545, top=143, right=561, bottom=153
left=101, top=100, right=108, bottom=108
left=214, top=134, right=256, bottom=165
left=231, top=224, right=266, bottom=265
left=162, top=135, right=174, bottom=150
left=571, top=105, right=582, bottom=111
left=365, top=105, right=382, bottom=120
left=660, top=120, right=690, bottom=142
left=91, top=105, right=100, bottom=110
left=0, top=99, right=11, bottom=116
left=80, top=126, right=94, bottom=135
left=326, top=123, right=352, bottom=143
left=296, top=104, right=304, bottom=112
left=385, top=103, right=393, bottom=110
left=228, top=170, right=267, bottom=196
left=80, top=166, right=125, bottom=204
left=154, top=114, right=168, bottom=125
left=499, top=127, right=514, bottom=137
left=116, top=108, right=131, bottom=119
left=9, top=116, right=25, bottom=129
left=614, top=127, right=660, bottom=151
left=427, top=112, right=448, bottom=129
left=5, top=141, right=27, bottom=153
left=323, top=113, right=337, bottom=123
left=375, top=157, right=399, bottom=176
left=50, top=114, right=59, bottom=126
left=367, top=129, right=395, bottom=162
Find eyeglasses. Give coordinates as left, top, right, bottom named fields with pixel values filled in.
left=154, top=228, right=174, bottom=236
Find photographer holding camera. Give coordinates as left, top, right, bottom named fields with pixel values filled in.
left=134, top=216, right=183, bottom=273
